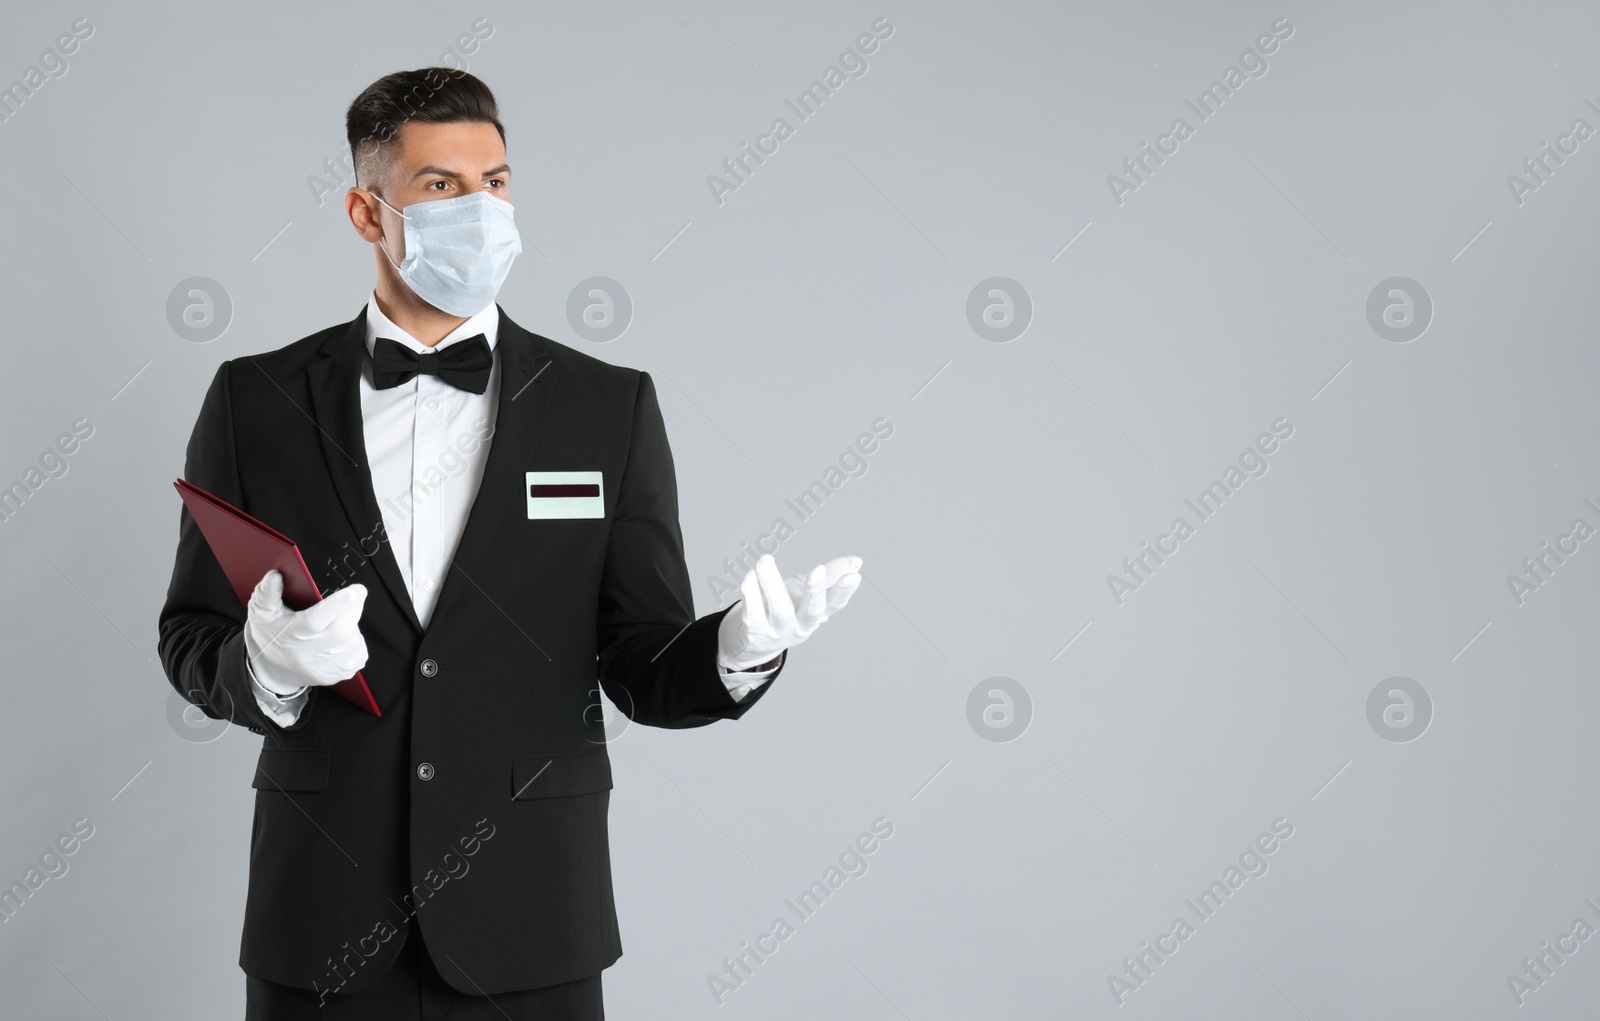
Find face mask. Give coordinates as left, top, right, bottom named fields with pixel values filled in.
left=373, top=189, right=522, bottom=317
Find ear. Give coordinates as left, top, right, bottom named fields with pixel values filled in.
left=345, top=187, right=386, bottom=243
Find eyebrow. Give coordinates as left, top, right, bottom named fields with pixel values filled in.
left=409, top=163, right=511, bottom=182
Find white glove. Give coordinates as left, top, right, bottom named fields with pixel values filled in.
left=717, top=554, right=863, bottom=671
left=243, top=569, right=370, bottom=697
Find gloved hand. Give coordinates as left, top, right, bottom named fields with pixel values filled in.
left=243, top=569, right=370, bottom=697
left=717, top=554, right=863, bottom=671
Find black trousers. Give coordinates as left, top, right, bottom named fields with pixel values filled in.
left=245, top=922, right=604, bottom=1020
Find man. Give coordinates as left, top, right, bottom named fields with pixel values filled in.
left=157, top=67, right=862, bottom=1020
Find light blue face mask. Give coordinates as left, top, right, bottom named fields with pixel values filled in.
left=373, top=189, right=523, bottom=317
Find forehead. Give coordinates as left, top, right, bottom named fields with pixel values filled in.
left=391, top=120, right=506, bottom=174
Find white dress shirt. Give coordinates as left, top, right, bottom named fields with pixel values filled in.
left=246, top=291, right=775, bottom=727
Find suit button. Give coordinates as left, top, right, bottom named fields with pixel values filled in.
left=417, top=762, right=435, bottom=781
left=420, top=659, right=438, bottom=678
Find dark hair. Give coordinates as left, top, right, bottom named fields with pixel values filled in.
left=345, top=68, right=505, bottom=194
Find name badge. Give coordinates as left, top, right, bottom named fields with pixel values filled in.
left=526, top=471, right=604, bottom=519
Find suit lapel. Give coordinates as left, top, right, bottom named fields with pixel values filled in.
left=427, top=307, right=559, bottom=631
left=306, top=308, right=423, bottom=634
left=303, top=304, right=559, bottom=639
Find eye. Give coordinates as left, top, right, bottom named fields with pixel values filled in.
left=427, top=180, right=450, bottom=191
left=486, top=178, right=506, bottom=189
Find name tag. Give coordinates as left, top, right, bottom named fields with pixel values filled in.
left=526, top=471, right=604, bottom=519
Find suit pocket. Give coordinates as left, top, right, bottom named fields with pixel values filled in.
left=252, top=748, right=332, bottom=792
left=511, top=747, right=612, bottom=800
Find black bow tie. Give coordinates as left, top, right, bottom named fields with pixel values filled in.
left=371, top=334, right=493, bottom=394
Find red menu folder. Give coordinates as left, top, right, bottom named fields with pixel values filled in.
left=173, top=478, right=381, bottom=717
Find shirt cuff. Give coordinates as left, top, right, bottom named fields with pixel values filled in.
left=246, top=657, right=310, bottom=728
left=716, top=651, right=782, bottom=703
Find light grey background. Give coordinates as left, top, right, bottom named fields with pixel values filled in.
left=2, top=0, right=1598, bottom=1017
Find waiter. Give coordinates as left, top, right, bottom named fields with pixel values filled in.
left=157, top=67, right=863, bottom=1020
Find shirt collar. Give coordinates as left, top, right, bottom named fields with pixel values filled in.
left=363, top=289, right=500, bottom=359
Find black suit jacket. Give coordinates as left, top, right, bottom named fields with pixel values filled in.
left=156, top=305, right=783, bottom=996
